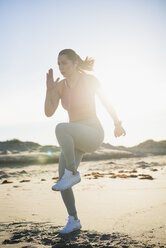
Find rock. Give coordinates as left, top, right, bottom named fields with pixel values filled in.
left=92, top=172, right=104, bottom=177
left=19, top=179, right=30, bottom=183
left=109, top=175, right=117, bottom=178
left=149, top=168, right=158, bottom=172
left=107, top=172, right=115, bottom=175
left=139, top=175, right=154, bottom=180
left=128, top=169, right=137, bottom=173
left=139, top=173, right=150, bottom=176
left=117, top=174, right=130, bottom=178
left=1, top=179, right=13, bottom=184
left=52, top=176, right=59, bottom=180
left=130, top=174, right=138, bottom=178
left=84, top=173, right=91, bottom=176
left=118, top=169, right=137, bottom=173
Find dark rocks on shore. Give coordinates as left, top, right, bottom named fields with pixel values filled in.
left=118, top=169, right=138, bottom=173
left=84, top=171, right=154, bottom=180
left=19, top=179, right=30, bottom=183
left=130, top=174, right=138, bottom=178
left=1, top=179, right=13, bottom=184
left=149, top=168, right=158, bottom=171
left=52, top=176, right=59, bottom=180
left=138, top=174, right=154, bottom=180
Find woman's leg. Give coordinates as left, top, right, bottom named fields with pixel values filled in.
left=58, top=149, right=84, bottom=219
left=55, top=121, right=104, bottom=172
left=55, top=119, right=104, bottom=219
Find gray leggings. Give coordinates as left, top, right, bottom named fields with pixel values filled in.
left=55, top=117, right=104, bottom=218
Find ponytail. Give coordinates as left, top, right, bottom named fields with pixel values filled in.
left=76, top=55, right=94, bottom=72
left=58, top=49, right=95, bottom=72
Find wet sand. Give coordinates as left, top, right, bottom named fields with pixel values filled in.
left=0, top=155, right=166, bottom=247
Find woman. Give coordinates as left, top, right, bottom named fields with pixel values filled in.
left=44, top=49, right=126, bottom=234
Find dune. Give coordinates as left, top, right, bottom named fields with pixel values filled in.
left=0, top=139, right=166, bottom=166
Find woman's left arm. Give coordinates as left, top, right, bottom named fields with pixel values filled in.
left=93, top=77, right=126, bottom=137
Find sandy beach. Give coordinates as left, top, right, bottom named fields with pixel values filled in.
left=0, top=154, right=166, bottom=247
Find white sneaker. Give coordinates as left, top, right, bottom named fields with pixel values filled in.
left=59, top=216, right=82, bottom=234
left=52, top=168, right=81, bottom=191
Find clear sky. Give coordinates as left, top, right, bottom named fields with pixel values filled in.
left=0, top=0, right=166, bottom=147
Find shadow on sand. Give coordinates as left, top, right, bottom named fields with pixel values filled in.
left=0, top=221, right=161, bottom=248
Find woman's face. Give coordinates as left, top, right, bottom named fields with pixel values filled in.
left=58, top=54, right=77, bottom=77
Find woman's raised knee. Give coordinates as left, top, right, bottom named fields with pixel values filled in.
left=55, top=123, right=67, bottom=137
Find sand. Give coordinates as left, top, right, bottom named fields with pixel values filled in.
left=0, top=155, right=166, bottom=247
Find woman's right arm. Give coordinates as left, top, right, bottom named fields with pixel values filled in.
left=44, top=68, right=61, bottom=117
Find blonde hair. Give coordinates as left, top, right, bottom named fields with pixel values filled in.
left=58, top=49, right=94, bottom=72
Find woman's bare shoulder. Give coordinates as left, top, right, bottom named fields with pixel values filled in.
left=84, top=73, right=100, bottom=90
left=84, top=73, right=97, bottom=81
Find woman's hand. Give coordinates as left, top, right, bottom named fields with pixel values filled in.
left=46, top=68, right=60, bottom=90
left=114, top=123, right=126, bottom=138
